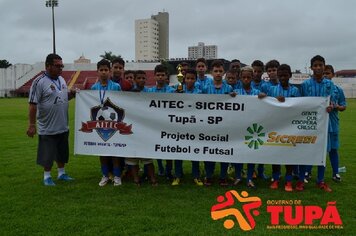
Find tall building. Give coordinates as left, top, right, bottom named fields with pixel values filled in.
left=188, top=42, right=218, bottom=60
left=135, top=11, right=169, bottom=61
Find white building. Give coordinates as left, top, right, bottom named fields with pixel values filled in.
left=188, top=42, right=218, bottom=60
left=135, top=12, right=169, bottom=61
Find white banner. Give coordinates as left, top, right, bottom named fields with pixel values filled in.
left=74, top=90, right=329, bottom=165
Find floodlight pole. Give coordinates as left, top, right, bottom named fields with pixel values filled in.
left=46, top=0, right=58, bottom=54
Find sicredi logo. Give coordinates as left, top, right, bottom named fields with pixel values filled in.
left=244, top=123, right=318, bottom=149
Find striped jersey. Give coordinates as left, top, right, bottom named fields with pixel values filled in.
left=267, top=84, right=300, bottom=97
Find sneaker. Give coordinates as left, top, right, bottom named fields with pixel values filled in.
left=258, top=173, right=269, bottom=180
left=158, top=170, right=165, bottom=176
left=99, top=176, right=110, bottom=187
left=204, top=178, right=213, bottom=186
left=305, top=172, right=311, bottom=180
left=247, top=180, right=256, bottom=189
left=172, top=178, right=180, bottom=186
left=219, top=179, right=229, bottom=186
left=270, top=180, right=279, bottom=189
left=166, top=174, right=174, bottom=181
left=193, top=178, right=203, bottom=186
left=44, top=177, right=55, bottom=186
left=57, top=174, right=74, bottom=181
left=113, top=176, right=122, bottom=186
left=285, top=181, right=293, bottom=192
left=304, top=178, right=309, bottom=184
left=295, top=181, right=304, bottom=191
left=317, top=181, right=332, bottom=192
left=233, top=178, right=242, bottom=186
left=332, top=174, right=341, bottom=182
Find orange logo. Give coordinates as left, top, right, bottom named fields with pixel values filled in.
left=211, top=190, right=262, bottom=231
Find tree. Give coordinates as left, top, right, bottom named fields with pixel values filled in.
left=99, top=51, right=122, bottom=62
left=0, top=60, right=12, bottom=68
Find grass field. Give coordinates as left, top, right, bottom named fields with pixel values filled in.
left=0, top=98, right=355, bottom=236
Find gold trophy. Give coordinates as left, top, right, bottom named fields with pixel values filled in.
left=176, top=64, right=184, bottom=93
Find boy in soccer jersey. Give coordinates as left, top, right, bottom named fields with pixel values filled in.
left=91, top=59, right=122, bottom=186
left=202, top=60, right=233, bottom=186
left=250, top=60, right=269, bottom=180
left=300, top=55, right=336, bottom=192
left=27, top=53, right=76, bottom=186
left=232, top=66, right=266, bottom=188
left=225, top=69, right=242, bottom=90
left=261, top=59, right=280, bottom=94
left=132, top=70, right=149, bottom=92
left=171, top=69, right=204, bottom=186
left=267, top=64, right=301, bottom=192
left=127, top=70, right=157, bottom=186
left=323, top=65, right=347, bottom=182
left=195, top=58, right=214, bottom=91
left=148, top=65, right=175, bottom=178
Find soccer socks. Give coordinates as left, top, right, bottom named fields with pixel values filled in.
left=101, top=165, right=109, bottom=177
left=317, top=165, right=326, bottom=184
left=220, top=163, right=229, bottom=179
left=234, top=163, right=243, bottom=179
left=44, top=171, right=51, bottom=180
left=58, top=168, right=65, bottom=177
left=112, top=166, right=121, bottom=178
left=329, top=149, right=339, bottom=175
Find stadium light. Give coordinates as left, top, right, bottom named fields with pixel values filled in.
left=45, top=0, right=58, bottom=54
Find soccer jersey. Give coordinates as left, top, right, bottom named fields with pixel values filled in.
left=329, top=85, right=346, bottom=133
left=183, top=85, right=202, bottom=94
left=228, top=81, right=242, bottom=90
left=251, top=80, right=266, bottom=91
left=91, top=80, right=121, bottom=91
left=196, top=75, right=214, bottom=91
left=261, top=80, right=279, bottom=94
left=234, top=87, right=261, bottom=96
left=300, top=77, right=335, bottom=99
left=267, top=84, right=300, bottom=97
left=28, top=73, right=69, bottom=135
left=131, top=85, right=149, bottom=92
left=147, top=84, right=175, bottom=93
left=203, top=83, right=233, bottom=94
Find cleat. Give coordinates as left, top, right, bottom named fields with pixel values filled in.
left=317, top=182, right=332, bottom=192
left=247, top=180, right=256, bottom=189
left=295, top=181, right=304, bottom=191
left=219, top=179, right=229, bottom=187
left=193, top=178, right=203, bottom=186
left=57, top=174, right=74, bottom=181
left=233, top=178, right=242, bottom=186
left=113, top=176, right=122, bottom=186
left=172, top=178, right=180, bottom=186
left=332, top=174, right=341, bottom=182
left=284, top=181, right=293, bottom=192
left=204, top=178, right=213, bottom=186
left=44, top=177, right=55, bottom=186
left=258, top=173, right=269, bottom=180
left=99, top=176, right=110, bottom=187
left=270, top=180, right=279, bottom=189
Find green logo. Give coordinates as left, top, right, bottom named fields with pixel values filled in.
left=245, top=123, right=265, bottom=149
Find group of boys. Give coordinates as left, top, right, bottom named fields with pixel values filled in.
left=29, top=54, right=346, bottom=193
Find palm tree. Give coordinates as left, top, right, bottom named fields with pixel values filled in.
left=99, top=51, right=122, bottom=62
left=0, top=60, right=12, bottom=68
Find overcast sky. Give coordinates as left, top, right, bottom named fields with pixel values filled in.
left=1, top=0, right=356, bottom=71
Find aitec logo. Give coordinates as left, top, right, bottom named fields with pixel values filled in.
left=211, top=190, right=262, bottom=231
left=79, top=98, right=132, bottom=141
left=245, top=123, right=318, bottom=149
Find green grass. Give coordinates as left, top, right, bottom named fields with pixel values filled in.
left=0, top=98, right=355, bottom=236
